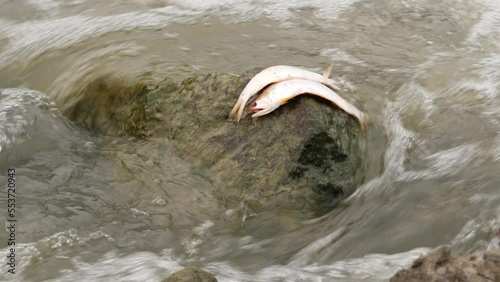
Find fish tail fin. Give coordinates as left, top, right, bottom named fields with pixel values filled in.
left=236, top=104, right=245, bottom=122
left=323, top=60, right=342, bottom=91
left=230, top=99, right=240, bottom=117
left=323, top=61, right=334, bottom=78
left=359, top=113, right=371, bottom=131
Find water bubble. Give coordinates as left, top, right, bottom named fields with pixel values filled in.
left=152, top=196, right=167, bottom=206
left=52, top=243, right=62, bottom=249
left=90, top=233, right=100, bottom=240
left=58, top=236, right=68, bottom=244
left=132, top=208, right=149, bottom=216
left=194, top=220, right=214, bottom=236
left=77, top=241, right=85, bottom=246
left=145, top=160, right=154, bottom=167
left=163, top=32, right=179, bottom=39
left=108, top=238, right=116, bottom=243
left=225, top=209, right=236, bottom=218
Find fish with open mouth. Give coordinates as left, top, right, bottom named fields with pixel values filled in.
left=229, top=63, right=340, bottom=122
left=249, top=78, right=369, bottom=129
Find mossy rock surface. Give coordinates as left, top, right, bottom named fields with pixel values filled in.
left=64, top=69, right=366, bottom=212
left=146, top=69, right=365, bottom=212
left=64, top=76, right=149, bottom=137
left=163, top=267, right=217, bottom=282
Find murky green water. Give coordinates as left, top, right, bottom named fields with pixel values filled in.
left=0, top=0, right=499, bottom=281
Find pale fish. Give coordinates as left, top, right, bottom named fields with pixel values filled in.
left=230, top=63, right=340, bottom=122
left=249, top=79, right=368, bottom=129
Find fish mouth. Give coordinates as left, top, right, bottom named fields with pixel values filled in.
left=250, top=102, right=263, bottom=113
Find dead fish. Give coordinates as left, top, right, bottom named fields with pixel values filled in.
left=250, top=78, right=368, bottom=129
left=230, top=63, right=340, bottom=122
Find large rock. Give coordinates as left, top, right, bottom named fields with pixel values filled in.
left=163, top=267, right=217, bottom=282
left=65, top=76, right=149, bottom=138
left=63, top=69, right=366, bottom=213
left=390, top=245, right=500, bottom=282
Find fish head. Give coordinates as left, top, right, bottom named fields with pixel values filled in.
left=250, top=94, right=279, bottom=117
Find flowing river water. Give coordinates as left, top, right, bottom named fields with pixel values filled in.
left=0, top=0, right=499, bottom=281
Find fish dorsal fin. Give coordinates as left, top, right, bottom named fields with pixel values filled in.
left=322, top=61, right=334, bottom=78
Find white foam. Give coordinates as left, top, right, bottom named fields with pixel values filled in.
left=288, top=227, right=346, bottom=268
left=466, top=0, right=500, bottom=44
left=399, top=143, right=481, bottom=182
left=0, top=88, right=52, bottom=152
left=25, top=0, right=60, bottom=14
left=0, top=7, right=197, bottom=71
left=450, top=205, right=500, bottom=252
left=450, top=53, right=500, bottom=159
left=193, top=220, right=214, bottom=236
left=168, top=0, right=360, bottom=21
left=320, top=48, right=368, bottom=67
left=0, top=242, right=428, bottom=282
left=0, top=228, right=118, bottom=281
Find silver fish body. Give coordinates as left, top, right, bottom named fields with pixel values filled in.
left=251, top=79, right=368, bottom=128
left=230, top=65, right=340, bottom=121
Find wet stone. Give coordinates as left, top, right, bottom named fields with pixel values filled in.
left=63, top=69, right=366, bottom=214
left=390, top=245, right=500, bottom=282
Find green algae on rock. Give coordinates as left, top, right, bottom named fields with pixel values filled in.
left=146, top=68, right=365, bottom=213
left=63, top=76, right=150, bottom=138
left=62, top=69, right=366, bottom=213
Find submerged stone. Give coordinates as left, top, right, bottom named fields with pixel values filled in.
left=163, top=267, right=217, bottom=282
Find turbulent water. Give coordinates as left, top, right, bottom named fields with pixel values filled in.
left=1, top=0, right=500, bottom=281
